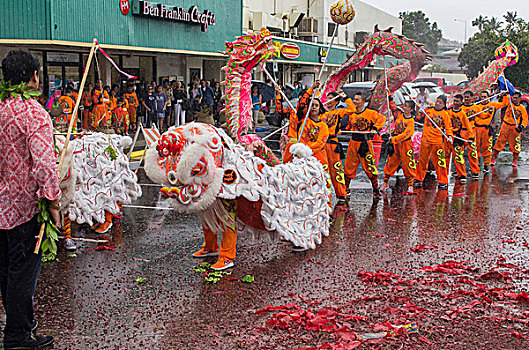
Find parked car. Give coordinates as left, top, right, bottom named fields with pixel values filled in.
left=342, top=81, right=406, bottom=106
left=398, top=82, right=445, bottom=105
left=414, top=77, right=460, bottom=94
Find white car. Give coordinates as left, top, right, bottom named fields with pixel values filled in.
left=398, top=82, right=445, bottom=106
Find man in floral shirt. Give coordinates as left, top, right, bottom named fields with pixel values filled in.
left=0, top=50, right=60, bottom=349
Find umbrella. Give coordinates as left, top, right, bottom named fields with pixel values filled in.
left=252, top=80, right=275, bottom=103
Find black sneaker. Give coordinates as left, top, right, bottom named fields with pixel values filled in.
left=459, top=176, right=467, bottom=184
left=31, top=320, right=38, bottom=337
left=413, top=180, right=423, bottom=188
left=4, top=335, right=54, bottom=350
left=483, top=165, right=490, bottom=174
left=471, top=173, right=479, bottom=181
left=438, top=183, right=448, bottom=191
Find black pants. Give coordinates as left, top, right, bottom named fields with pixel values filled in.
left=0, top=215, right=42, bottom=346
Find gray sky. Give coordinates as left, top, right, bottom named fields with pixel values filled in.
left=367, top=0, right=529, bottom=43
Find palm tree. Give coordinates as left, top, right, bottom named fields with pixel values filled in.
left=504, top=11, right=520, bottom=25
left=472, top=15, right=489, bottom=32
left=486, top=17, right=502, bottom=32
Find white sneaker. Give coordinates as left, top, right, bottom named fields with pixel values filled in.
left=64, top=238, right=77, bottom=251
left=292, top=245, right=309, bottom=252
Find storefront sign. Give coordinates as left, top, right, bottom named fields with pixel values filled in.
left=120, top=0, right=130, bottom=15
left=280, top=43, right=300, bottom=59
left=133, top=0, right=216, bottom=32
left=47, top=52, right=80, bottom=63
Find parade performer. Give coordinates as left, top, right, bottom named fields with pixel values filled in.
left=124, top=85, right=139, bottom=132
left=114, top=97, right=130, bottom=135
left=274, top=85, right=300, bottom=164
left=381, top=99, right=417, bottom=193
left=445, top=94, right=475, bottom=183
left=57, top=133, right=142, bottom=232
left=81, top=83, right=93, bottom=130
left=341, top=92, right=386, bottom=199
left=492, top=91, right=528, bottom=167
left=414, top=96, right=453, bottom=190
left=459, top=91, right=480, bottom=180
left=320, top=90, right=354, bottom=203
left=144, top=30, right=331, bottom=270
left=56, top=87, right=76, bottom=132
left=475, top=90, right=505, bottom=172
left=91, top=80, right=109, bottom=129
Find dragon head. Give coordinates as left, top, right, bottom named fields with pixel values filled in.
left=223, top=28, right=279, bottom=71
left=494, top=39, right=519, bottom=67
left=145, top=123, right=225, bottom=212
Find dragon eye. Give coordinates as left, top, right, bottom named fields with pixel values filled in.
left=168, top=170, right=178, bottom=185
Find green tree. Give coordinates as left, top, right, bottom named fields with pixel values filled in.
left=459, top=13, right=529, bottom=91
left=399, top=11, right=443, bottom=54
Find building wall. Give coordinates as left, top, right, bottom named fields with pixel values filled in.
left=0, top=0, right=242, bottom=54
left=242, top=0, right=401, bottom=48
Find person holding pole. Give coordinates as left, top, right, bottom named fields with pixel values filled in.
left=445, top=94, right=475, bottom=184
left=414, top=95, right=453, bottom=190
left=460, top=91, right=481, bottom=179
left=321, top=90, right=355, bottom=204
left=340, top=92, right=386, bottom=200
left=492, top=91, right=528, bottom=168
left=0, top=50, right=59, bottom=350
left=475, top=90, right=506, bottom=173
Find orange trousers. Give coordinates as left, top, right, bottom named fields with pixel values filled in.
left=475, top=126, right=493, bottom=166
left=201, top=200, right=237, bottom=261
left=82, top=108, right=91, bottom=130
left=460, top=130, right=480, bottom=174
left=383, top=140, right=417, bottom=186
left=494, top=124, right=521, bottom=154
left=415, top=141, right=448, bottom=184
left=282, top=142, right=294, bottom=164
left=324, top=142, right=347, bottom=197
left=344, top=140, right=378, bottom=180
left=128, top=105, right=137, bottom=127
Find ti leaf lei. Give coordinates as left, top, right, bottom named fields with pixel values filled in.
left=37, top=199, right=60, bottom=262
left=0, top=81, right=42, bottom=101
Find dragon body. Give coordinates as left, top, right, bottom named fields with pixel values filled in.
left=222, top=28, right=281, bottom=166
left=322, top=26, right=432, bottom=114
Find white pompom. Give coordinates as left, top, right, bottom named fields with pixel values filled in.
left=290, top=143, right=313, bottom=158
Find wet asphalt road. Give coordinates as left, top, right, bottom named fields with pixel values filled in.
left=1, top=150, right=529, bottom=349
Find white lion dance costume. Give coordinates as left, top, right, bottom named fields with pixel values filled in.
left=58, top=133, right=142, bottom=226
left=144, top=29, right=331, bottom=270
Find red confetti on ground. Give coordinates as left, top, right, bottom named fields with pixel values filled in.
left=86, top=245, right=115, bottom=251
left=411, top=244, right=439, bottom=252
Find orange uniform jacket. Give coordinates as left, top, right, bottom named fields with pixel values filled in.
left=461, top=104, right=481, bottom=129
left=448, top=107, right=474, bottom=139
left=418, top=107, right=453, bottom=144
left=82, top=91, right=93, bottom=108
left=344, top=108, right=386, bottom=132
left=299, top=118, right=329, bottom=153
left=500, top=95, right=528, bottom=128
left=389, top=102, right=414, bottom=144
left=124, top=92, right=139, bottom=107
left=321, top=98, right=356, bottom=137
left=275, top=93, right=299, bottom=140
left=475, top=101, right=504, bottom=127
left=57, top=95, right=75, bottom=124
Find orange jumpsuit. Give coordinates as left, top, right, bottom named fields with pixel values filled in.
left=474, top=101, right=504, bottom=166
left=57, top=95, right=76, bottom=132
left=445, top=108, right=476, bottom=178
left=276, top=93, right=300, bottom=164
left=124, top=92, right=139, bottom=130
left=459, top=104, right=481, bottom=175
left=415, top=107, right=453, bottom=184
left=114, top=107, right=130, bottom=134
left=91, top=89, right=110, bottom=129
left=343, top=108, right=386, bottom=186
left=493, top=95, right=528, bottom=163
left=383, top=102, right=416, bottom=186
left=320, top=98, right=355, bottom=198
left=82, top=90, right=93, bottom=130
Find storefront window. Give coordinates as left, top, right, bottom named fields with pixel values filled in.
left=139, top=56, right=154, bottom=86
